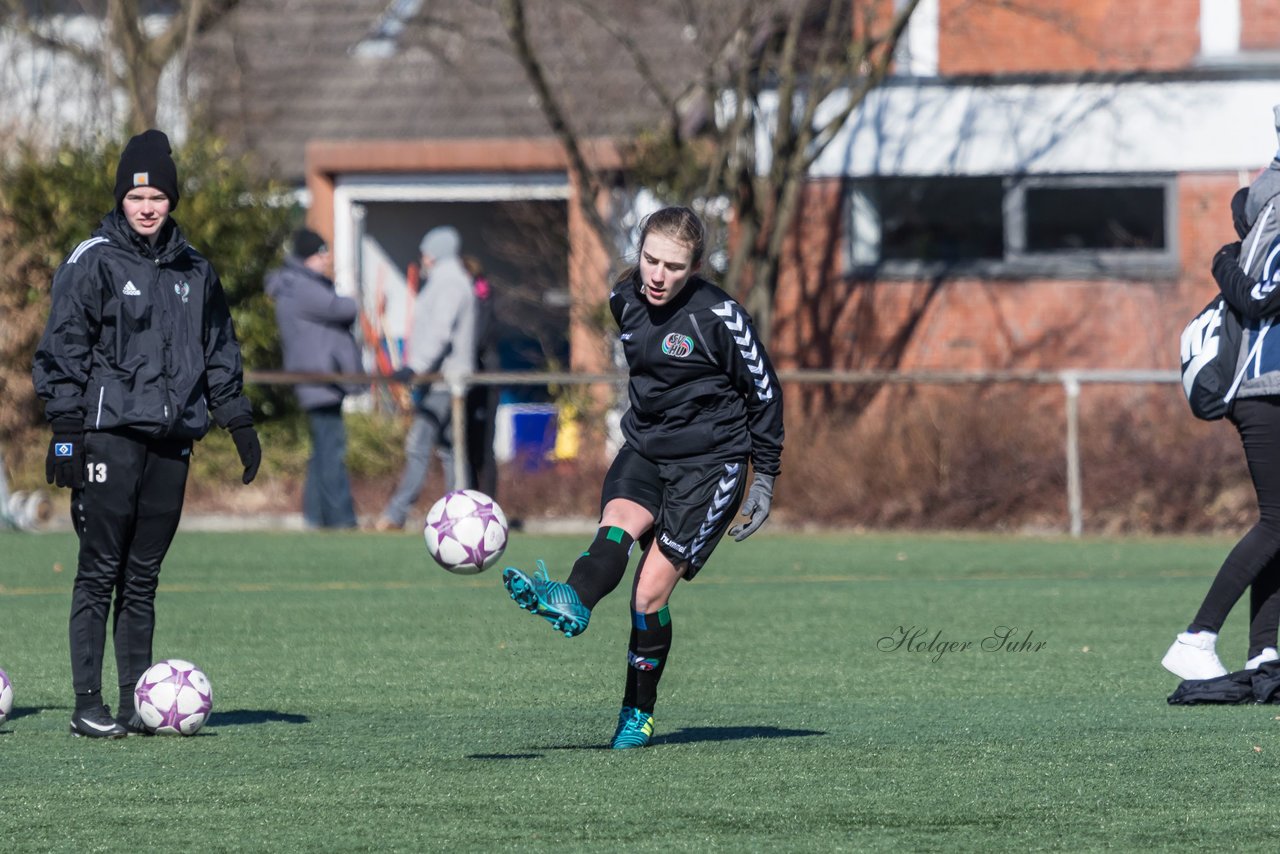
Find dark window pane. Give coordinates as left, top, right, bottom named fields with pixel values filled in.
left=877, top=177, right=1004, bottom=262
left=1025, top=186, right=1165, bottom=251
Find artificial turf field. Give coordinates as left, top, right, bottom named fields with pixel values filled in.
left=2, top=529, right=1279, bottom=851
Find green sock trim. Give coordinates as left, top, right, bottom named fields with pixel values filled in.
left=633, top=605, right=672, bottom=630
left=606, top=526, right=626, bottom=544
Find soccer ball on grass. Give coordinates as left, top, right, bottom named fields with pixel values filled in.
left=423, top=489, right=508, bottom=575
left=135, top=658, right=213, bottom=736
left=0, top=667, right=12, bottom=726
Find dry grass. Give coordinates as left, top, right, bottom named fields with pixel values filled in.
left=3, top=386, right=1257, bottom=536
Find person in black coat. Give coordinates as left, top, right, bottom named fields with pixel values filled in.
left=32, top=129, right=260, bottom=738
left=267, top=229, right=362, bottom=529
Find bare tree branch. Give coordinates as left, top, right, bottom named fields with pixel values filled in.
left=498, top=0, right=613, bottom=252
left=1, top=0, right=102, bottom=66
left=3, top=0, right=241, bottom=133
left=497, top=0, right=923, bottom=345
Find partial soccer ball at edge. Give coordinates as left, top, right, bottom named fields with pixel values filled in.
left=423, top=489, right=508, bottom=575
left=135, top=658, right=213, bottom=736
left=0, top=667, right=12, bottom=726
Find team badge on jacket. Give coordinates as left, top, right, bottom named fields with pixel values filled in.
left=662, top=333, right=694, bottom=358
left=174, top=281, right=190, bottom=303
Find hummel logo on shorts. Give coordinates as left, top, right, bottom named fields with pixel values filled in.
left=122, top=281, right=141, bottom=296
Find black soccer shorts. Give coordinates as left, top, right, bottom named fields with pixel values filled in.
left=600, top=445, right=748, bottom=579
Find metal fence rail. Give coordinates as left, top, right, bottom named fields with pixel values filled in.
left=247, top=367, right=1183, bottom=538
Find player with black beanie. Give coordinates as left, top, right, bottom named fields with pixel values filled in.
left=32, top=129, right=261, bottom=738
left=501, top=206, right=784, bottom=749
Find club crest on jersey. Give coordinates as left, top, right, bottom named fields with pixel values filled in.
left=174, top=281, right=190, bottom=303
left=661, top=333, right=694, bottom=358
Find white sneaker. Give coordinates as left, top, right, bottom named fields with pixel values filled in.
left=1161, top=631, right=1228, bottom=680
left=1246, top=647, right=1279, bottom=671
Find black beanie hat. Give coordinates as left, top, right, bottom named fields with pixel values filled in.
left=290, top=228, right=328, bottom=259
left=114, top=129, right=180, bottom=210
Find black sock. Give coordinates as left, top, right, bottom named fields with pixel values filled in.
left=622, top=606, right=672, bottom=715
left=117, top=684, right=135, bottom=719
left=566, top=526, right=634, bottom=610
left=74, top=690, right=103, bottom=713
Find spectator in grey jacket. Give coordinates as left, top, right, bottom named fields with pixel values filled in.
left=374, top=225, right=477, bottom=531
left=267, top=228, right=362, bottom=529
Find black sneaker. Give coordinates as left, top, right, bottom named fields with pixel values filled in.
left=116, top=711, right=151, bottom=736
left=70, top=705, right=127, bottom=739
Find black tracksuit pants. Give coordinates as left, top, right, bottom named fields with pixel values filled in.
left=1192, top=397, right=1280, bottom=657
left=69, top=430, right=190, bottom=696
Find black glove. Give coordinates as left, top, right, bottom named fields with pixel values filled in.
left=229, top=423, right=261, bottom=485
left=45, top=420, right=85, bottom=489
left=1213, top=240, right=1242, bottom=273
left=1212, top=241, right=1244, bottom=286
left=730, top=473, right=775, bottom=542
left=391, top=367, right=415, bottom=384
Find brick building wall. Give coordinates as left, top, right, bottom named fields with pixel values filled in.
left=1241, top=0, right=1280, bottom=50
left=937, top=0, right=1202, bottom=74
left=769, top=174, right=1244, bottom=375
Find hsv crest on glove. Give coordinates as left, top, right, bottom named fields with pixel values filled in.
left=45, top=422, right=85, bottom=489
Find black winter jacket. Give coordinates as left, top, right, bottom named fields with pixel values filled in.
left=32, top=210, right=251, bottom=438
left=609, top=272, right=783, bottom=476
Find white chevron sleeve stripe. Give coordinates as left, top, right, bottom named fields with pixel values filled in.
left=713, top=301, right=774, bottom=402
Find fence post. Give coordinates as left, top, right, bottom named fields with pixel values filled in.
left=450, top=376, right=470, bottom=491
left=1062, top=371, right=1083, bottom=538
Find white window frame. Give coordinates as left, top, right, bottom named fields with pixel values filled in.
left=844, top=174, right=1179, bottom=279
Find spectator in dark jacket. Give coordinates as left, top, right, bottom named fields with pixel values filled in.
left=462, top=255, right=499, bottom=497
left=32, top=128, right=260, bottom=738
left=267, top=228, right=362, bottom=529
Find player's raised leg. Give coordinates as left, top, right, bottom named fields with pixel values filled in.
left=502, top=560, right=592, bottom=637
left=502, top=496, right=652, bottom=638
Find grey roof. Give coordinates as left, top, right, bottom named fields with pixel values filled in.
left=195, top=0, right=740, bottom=183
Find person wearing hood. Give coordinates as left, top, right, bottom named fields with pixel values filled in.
left=374, top=225, right=477, bottom=531
left=1165, top=105, right=1280, bottom=681
left=267, top=228, right=362, bottom=529
left=32, top=129, right=260, bottom=738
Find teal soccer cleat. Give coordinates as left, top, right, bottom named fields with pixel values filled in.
left=502, top=561, right=590, bottom=638
left=611, top=706, right=655, bottom=749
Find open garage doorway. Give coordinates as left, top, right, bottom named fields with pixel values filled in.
left=346, top=198, right=570, bottom=397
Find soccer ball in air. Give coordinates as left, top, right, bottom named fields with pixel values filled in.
left=135, top=659, right=213, bottom=736
left=0, top=668, right=12, bottom=726
left=423, top=489, right=508, bottom=575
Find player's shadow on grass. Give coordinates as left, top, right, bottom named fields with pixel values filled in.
left=213, top=709, right=310, bottom=727
left=651, top=725, right=826, bottom=746
left=0, top=705, right=57, bottom=732
left=7, top=706, right=44, bottom=723
left=467, top=724, right=826, bottom=757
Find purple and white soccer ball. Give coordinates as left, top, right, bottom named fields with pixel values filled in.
left=135, top=658, right=213, bottom=736
left=0, top=667, right=12, bottom=726
left=423, top=489, right=509, bottom=575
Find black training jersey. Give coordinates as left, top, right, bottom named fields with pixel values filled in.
left=609, top=272, right=783, bottom=476
left=32, top=210, right=250, bottom=438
